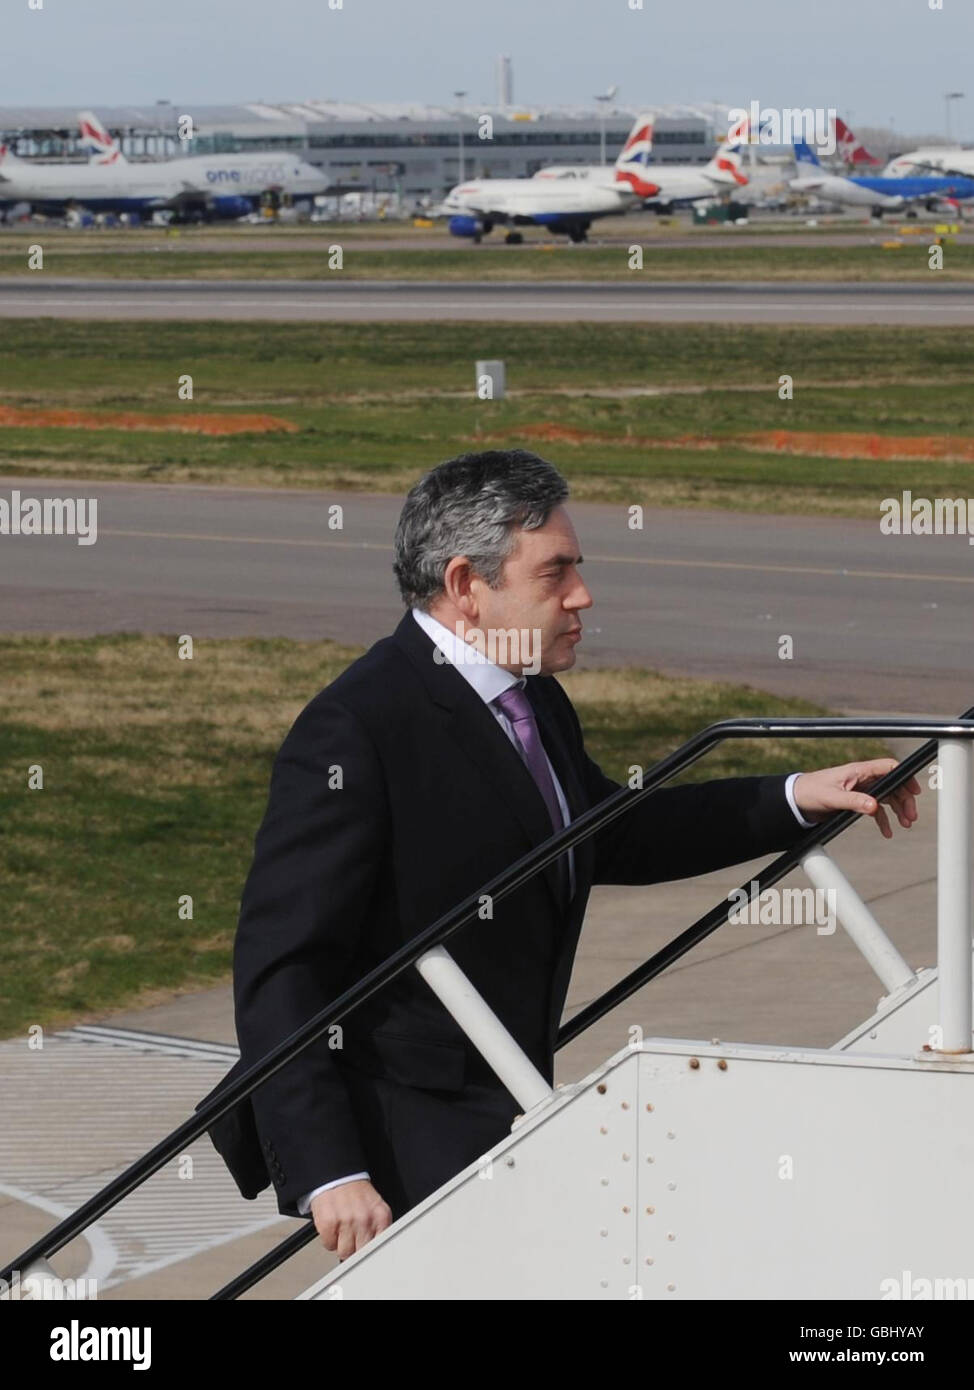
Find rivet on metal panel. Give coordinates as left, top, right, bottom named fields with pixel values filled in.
left=717, top=1059, right=728, bottom=1071
left=597, top=1083, right=607, bottom=1094
left=689, top=1057, right=700, bottom=1070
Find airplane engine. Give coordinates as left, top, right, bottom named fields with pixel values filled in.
left=212, top=195, right=256, bottom=219
left=448, top=214, right=481, bottom=238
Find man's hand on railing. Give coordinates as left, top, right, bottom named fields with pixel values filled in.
left=309, top=1180, right=393, bottom=1260
left=793, top=759, right=922, bottom=839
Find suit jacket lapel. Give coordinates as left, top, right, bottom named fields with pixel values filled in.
left=394, top=612, right=568, bottom=914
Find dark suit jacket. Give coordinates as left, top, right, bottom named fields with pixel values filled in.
left=201, top=609, right=806, bottom=1215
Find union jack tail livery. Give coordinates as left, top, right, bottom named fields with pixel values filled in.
left=78, top=111, right=128, bottom=166
left=612, top=114, right=661, bottom=199
left=726, top=112, right=751, bottom=151
left=835, top=117, right=880, bottom=167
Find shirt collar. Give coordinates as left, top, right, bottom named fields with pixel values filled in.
left=411, top=606, right=525, bottom=705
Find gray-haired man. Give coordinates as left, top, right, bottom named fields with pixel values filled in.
left=227, top=450, right=919, bottom=1259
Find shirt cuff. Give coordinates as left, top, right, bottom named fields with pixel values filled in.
left=785, top=772, right=816, bottom=830
left=297, top=1173, right=371, bottom=1217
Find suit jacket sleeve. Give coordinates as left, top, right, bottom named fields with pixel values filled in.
left=549, top=681, right=807, bottom=884
left=232, top=694, right=388, bottom=1216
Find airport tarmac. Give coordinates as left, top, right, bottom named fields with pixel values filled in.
left=0, top=277, right=970, bottom=323
left=1, top=478, right=971, bottom=714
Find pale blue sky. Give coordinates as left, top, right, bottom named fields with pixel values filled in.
left=3, top=0, right=971, bottom=138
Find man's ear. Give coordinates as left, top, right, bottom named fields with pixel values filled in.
left=442, top=555, right=481, bottom=621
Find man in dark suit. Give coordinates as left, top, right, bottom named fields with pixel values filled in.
left=227, top=450, right=919, bottom=1260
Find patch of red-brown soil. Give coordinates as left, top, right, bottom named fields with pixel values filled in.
left=0, top=406, right=298, bottom=435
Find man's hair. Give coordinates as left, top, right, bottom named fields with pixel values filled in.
left=392, top=450, right=570, bottom=610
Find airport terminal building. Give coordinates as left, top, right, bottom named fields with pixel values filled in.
left=0, top=99, right=728, bottom=203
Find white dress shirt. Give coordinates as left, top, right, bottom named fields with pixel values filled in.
left=298, top=606, right=812, bottom=1215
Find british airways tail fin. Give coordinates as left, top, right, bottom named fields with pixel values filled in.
left=613, top=113, right=660, bottom=198
left=704, top=112, right=750, bottom=187
left=78, top=111, right=128, bottom=166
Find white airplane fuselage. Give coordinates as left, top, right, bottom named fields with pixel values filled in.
left=0, top=152, right=326, bottom=211
left=533, top=162, right=740, bottom=205
left=788, top=172, right=903, bottom=210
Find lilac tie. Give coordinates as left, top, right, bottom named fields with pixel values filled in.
left=493, top=686, right=570, bottom=898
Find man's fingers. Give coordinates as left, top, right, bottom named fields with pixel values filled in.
left=834, top=789, right=879, bottom=816
left=337, top=1224, right=357, bottom=1261
left=315, top=1217, right=339, bottom=1251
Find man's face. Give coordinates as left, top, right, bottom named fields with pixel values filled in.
left=471, top=505, right=593, bottom=676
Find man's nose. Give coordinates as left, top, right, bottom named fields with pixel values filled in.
left=567, top=578, right=594, bottom=611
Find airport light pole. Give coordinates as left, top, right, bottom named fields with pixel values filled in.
left=594, top=85, right=619, bottom=166
left=945, top=91, right=965, bottom=143
left=454, top=89, right=467, bottom=183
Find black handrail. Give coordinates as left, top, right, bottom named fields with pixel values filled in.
left=4, top=714, right=972, bottom=1296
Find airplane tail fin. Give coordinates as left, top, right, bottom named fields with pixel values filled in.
left=613, top=113, right=660, bottom=198
left=703, top=112, right=751, bottom=187
left=78, top=111, right=128, bottom=166
left=835, top=117, right=880, bottom=167
left=725, top=111, right=751, bottom=151
left=794, top=140, right=822, bottom=169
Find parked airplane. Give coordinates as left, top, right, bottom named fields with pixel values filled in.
left=0, top=128, right=327, bottom=221
left=440, top=114, right=662, bottom=242
left=532, top=114, right=750, bottom=212
left=885, top=145, right=974, bottom=180
left=788, top=140, right=974, bottom=213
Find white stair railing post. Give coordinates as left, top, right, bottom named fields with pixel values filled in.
left=415, top=946, right=554, bottom=1111
left=801, top=847, right=916, bottom=995
left=935, top=738, right=974, bottom=1055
